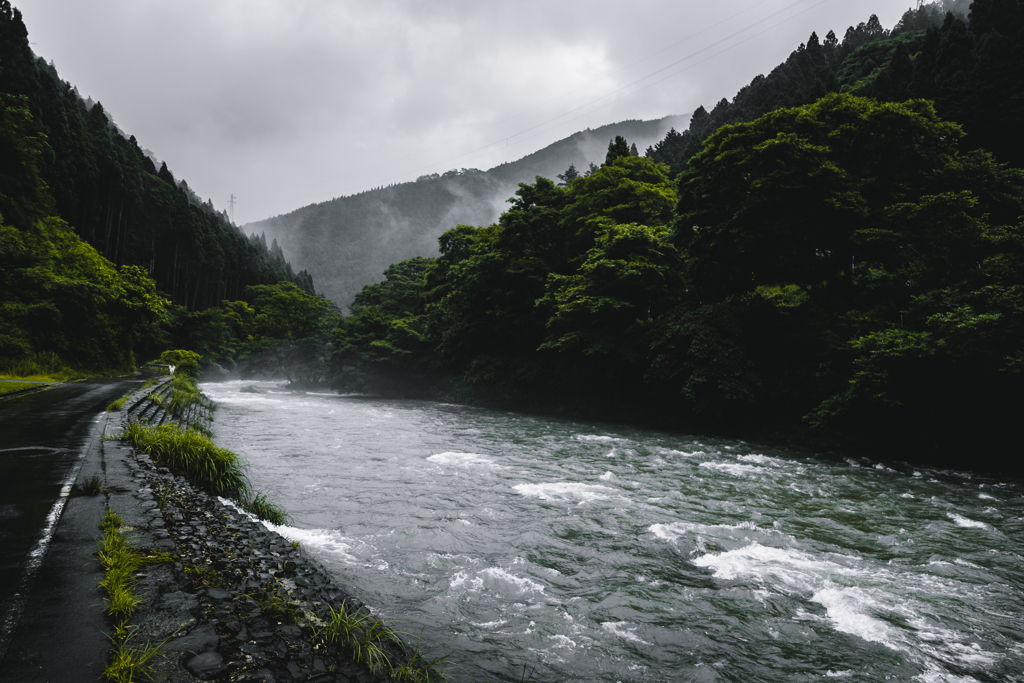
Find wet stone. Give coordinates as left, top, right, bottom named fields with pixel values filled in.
left=166, top=623, right=220, bottom=654
left=184, top=651, right=227, bottom=680
left=207, top=587, right=233, bottom=601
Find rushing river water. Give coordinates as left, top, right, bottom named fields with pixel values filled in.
left=201, top=380, right=1024, bottom=682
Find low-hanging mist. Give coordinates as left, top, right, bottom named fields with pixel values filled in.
left=243, top=116, right=686, bottom=309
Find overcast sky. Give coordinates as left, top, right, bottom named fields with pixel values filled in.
left=19, top=0, right=917, bottom=225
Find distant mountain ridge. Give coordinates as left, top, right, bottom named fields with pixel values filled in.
left=244, top=115, right=688, bottom=308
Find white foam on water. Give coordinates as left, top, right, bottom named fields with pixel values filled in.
left=649, top=520, right=759, bottom=543
left=699, top=461, right=764, bottom=476
left=826, top=671, right=853, bottom=678
left=599, top=471, right=616, bottom=481
left=947, top=513, right=990, bottom=529
left=427, top=451, right=497, bottom=467
left=268, top=524, right=361, bottom=565
left=574, top=434, right=623, bottom=443
left=978, top=493, right=997, bottom=501
left=601, top=621, right=649, bottom=645
left=513, top=482, right=616, bottom=502
left=738, top=453, right=784, bottom=466
left=652, top=447, right=705, bottom=457
left=695, top=541, right=1005, bottom=677
left=479, top=567, right=546, bottom=594
left=913, top=673, right=982, bottom=683
left=471, top=619, right=507, bottom=629
left=546, top=634, right=576, bottom=649
left=902, top=493, right=916, bottom=499
left=448, top=570, right=483, bottom=592
left=812, top=583, right=900, bottom=647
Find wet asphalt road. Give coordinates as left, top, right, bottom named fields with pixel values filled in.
left=0, top=377, right=142, bottom=680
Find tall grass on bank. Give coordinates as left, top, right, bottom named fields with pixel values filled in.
left=118, top=422, right=287, bottom=524
left=318, top=602, right=452, bottom=682
left=120, top=422, right=248, bottom=498
left=163, top=374, right=214, bottom=417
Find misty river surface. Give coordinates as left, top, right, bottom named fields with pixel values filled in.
left=201, top=381, right=1024, bottom=683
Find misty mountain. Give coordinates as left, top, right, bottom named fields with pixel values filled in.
left=244, top=116, right=686, bottom=308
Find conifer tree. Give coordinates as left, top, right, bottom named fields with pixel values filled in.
left=605, top=135, right=630, bottom=165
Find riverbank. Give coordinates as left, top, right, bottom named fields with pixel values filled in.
left=97, top=379, right=429, bottom=682
left=276, top=372, right=1019, bottom=478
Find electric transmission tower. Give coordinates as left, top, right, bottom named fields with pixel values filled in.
left=228, top=194, right=236, bottom=224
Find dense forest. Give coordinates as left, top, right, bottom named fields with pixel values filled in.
left=0, top=0, right=318, bottom=374
left=244, top=116, right=686, bottom=308
left=645, top=0, right=1021, bottom=174
left=326, top=0, right=1024, bottom=468
left=3, top=0, right=1023, bottom=470
left=0, top=0, right=313, bottom=309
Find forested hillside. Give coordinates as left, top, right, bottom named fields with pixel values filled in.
left=0, top=0, right=313, bottom=311
left=646, top=0, right=1023, bottom=175
left=328, top=0, right=1024, bottom=468
left=245, top=116, right=686, bottom=308
left=1, top=0, right=322, bottom=376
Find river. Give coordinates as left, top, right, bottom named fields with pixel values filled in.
left=201, top=380, right=1024, bottom=682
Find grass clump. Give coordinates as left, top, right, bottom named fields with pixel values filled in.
left=321, top=601, right=394, bottom=674
left=318, top=601, right=453, bottom=679
left=239, top=491, right=289, bottom=525
left=118, top=422, right=248, bottom=499
left=96, top=510, right=141, bottom=621
left=391, top=633, right=453, bottom=683
left=82, top=475, right=104, bottom=495
left=106, top=395, right=129, bottom=412
left=165, top=374, right=204, bottom=415
left=116, top=421, right=287, bottom=525
left=102, top=629, right=167, bottom=683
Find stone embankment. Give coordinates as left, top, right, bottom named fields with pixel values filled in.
left=104, top=380, right=397, bottom=683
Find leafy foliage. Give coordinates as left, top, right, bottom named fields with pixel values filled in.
left=331, top=90, right=1024, bottom=465
left=0, top=1, right=314, bottom=315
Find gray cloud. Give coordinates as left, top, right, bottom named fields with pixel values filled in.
left=20, top=0, right=915, bottom=223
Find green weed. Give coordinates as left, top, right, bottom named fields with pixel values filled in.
left=102, top=627, right=167, bottom=683
left=390, top=629, right=453, bottom=683
left=96, top=510, right=141, bottom=622
left=82, top=475, right=104, bottom=495
left=320, top=601, right=398, bottom=676
left=106, top=395, right=129, bottom=412
left=184, top=564, right=223, bottom=589
left=252, top=582, right=293, bottom=616
left=239, top=491, right=288, bottom=525
left=290, top=540, right=301, bottom=550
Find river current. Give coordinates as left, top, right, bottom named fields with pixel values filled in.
left=201, top=380, right=1024, bottom=682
